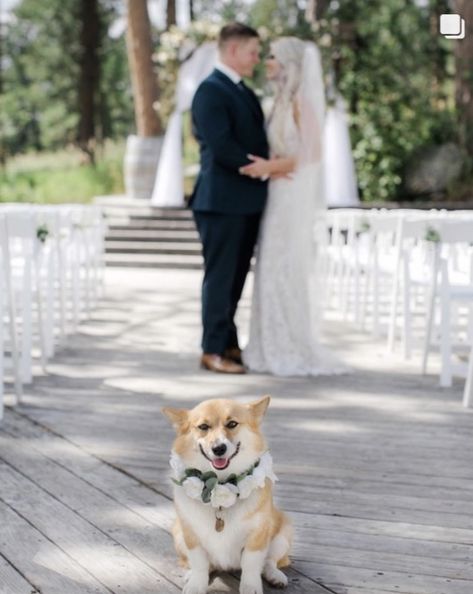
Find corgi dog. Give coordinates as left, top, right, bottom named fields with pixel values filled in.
left=162, top=396, right=292, bottom=594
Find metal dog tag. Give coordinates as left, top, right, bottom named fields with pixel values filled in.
left=215, top=517, right=225, bottom=532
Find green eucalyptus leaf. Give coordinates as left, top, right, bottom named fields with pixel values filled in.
left=205, top=477, right=218, bottom=490
left=201, top=486, right=212, bottom=503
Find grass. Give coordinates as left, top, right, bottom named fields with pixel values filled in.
left=0, top=141, right=126, bottom=204
left=0, top=128, right=201, bottom=204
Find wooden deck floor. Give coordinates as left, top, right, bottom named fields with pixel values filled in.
left=1, top=268, right=472, bottom=594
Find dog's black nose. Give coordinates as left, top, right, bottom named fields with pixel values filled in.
left=212, top=444, right=227, bottom=457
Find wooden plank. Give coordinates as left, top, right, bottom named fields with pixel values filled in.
left=294, top=524, right=473, bottom=562
left=299, top=562, right=473, bottom=594
left=0, top=461, right=180, bottom=594
left=1, top=413, right=176, bottom=530
left=0, top=555, right=38, bottom=594
left=292, top=542, right=473, bottom=580
left=275, top=484, right=473, bottom=517
left=291, top=511, right=473, bottom=546
left=0, top=430, right=186, bottom=591
left=271, top=467, right=473, bottom=500
left=276, top=495, right=473, bottom=531
left=321, top=584, right=429, bottom=594
left=0, top=500, right=109, bottom=594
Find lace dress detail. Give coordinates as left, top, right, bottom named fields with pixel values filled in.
left=243, top=109, right=347, bottom=376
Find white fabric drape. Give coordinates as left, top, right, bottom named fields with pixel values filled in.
left=323, top=94, right=360, bottom=207
left=151, top=42, right=218, bottom=207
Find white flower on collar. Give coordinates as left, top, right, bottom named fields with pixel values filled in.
left=238, top=475, right=257, bottom=499
left=258, top=452, right=278, bottom=483
left=251, top=465, right=267, bottom=488
left=170, top=451, right=186, bottom=480
left=251, top=452, right=277, bottom=489
left=182, top=476, right=205, bottom=499
left=210, top=483, right=239, bottom=508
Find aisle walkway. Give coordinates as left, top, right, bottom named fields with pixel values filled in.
left=1, top=268, right=472, bottom=594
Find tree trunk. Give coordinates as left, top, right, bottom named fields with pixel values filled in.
left=167, top=0, right=177, bottom=29
left=126, top=0, right=162, bottom=137
left=305, top=0, right=330, bottom=23
left=452, top=0, right=473, bottom=157
left=77, top=0, right=100, bottom=164
left=429, top=0, right=449, bottom=104
left=189, top=0, right=195, bottom=22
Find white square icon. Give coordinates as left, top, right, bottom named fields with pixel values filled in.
left=440, top=14, right=466, bottom=39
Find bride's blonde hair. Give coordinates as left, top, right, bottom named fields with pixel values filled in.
left=268, top=37, right=307, bottom=156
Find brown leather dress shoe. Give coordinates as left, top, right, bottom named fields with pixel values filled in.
left=200, top=354, right=246, bottom=374
left=224, top=347, right=243, bottom=365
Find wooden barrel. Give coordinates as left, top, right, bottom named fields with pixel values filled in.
left=124, top=135, right=163, bottom=200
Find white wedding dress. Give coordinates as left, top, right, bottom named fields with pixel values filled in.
left=243, top=46, right=346, bottom=377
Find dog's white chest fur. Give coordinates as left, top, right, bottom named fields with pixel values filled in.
left=175, top=487, right=261, bottom=571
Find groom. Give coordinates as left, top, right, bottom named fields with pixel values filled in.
left=190, top=23, right=269, bottom=374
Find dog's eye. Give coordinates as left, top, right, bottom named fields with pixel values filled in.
left=198, top=423, right=210, bottom=431
left=226, top=420, right=239, bottom=429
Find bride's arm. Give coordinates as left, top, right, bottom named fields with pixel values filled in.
left=239, top=101, right=311, bottom=179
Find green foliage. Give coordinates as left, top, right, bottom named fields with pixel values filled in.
left=0, top=142, right=125, bottom=204
left=249, top=0, right=311, bottom=37
left=317, top=0, right=457, bottom=201
left=1, top=0, right=133, bottom=159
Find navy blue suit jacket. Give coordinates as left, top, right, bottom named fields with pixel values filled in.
left=190, top=69, right=269, bottom=215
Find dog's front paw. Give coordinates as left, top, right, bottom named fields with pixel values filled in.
left=239, top=579, right=263, bottom=594
left=263, top=564, right=288, bottom=589
left=182, top=576, right=208, bottom=594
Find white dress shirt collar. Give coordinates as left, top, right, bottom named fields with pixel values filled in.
left=215, top=60, right=242, bottom=85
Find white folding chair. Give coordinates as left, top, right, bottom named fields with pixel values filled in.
left=5, top=210, right=48, bottom=383
left=359, top=210, right=401, bottom=337
left=0, top=272, right=3, bottom=420
left=0, top=214, right=22, bottom=404
left=325, top=208, right=369, bottom=323
left=421, top=218, right=473, bottom=387
left=463, top=342, right=473, bottom=408
left=387, top=215, right=439, bottom=359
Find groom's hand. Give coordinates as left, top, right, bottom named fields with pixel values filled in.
left=239, top=154, right=271, bottom=179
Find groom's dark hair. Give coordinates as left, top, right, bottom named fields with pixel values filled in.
left=218, top=22, right=259, bottom=50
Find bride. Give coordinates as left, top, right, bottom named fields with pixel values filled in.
left=240, top=37, right=346, bottom=376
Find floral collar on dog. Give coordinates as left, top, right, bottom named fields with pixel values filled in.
left=169, top=451, right=278, bottom=509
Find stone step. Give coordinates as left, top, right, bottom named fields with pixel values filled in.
left=105, top=253, right=203, bottom=269
left=130, top=211, right=193, bottom=222
left=107, top=219, right=197, bottom=231
left=106, top=229, right=200, bottom=242
left=96, top=195, right=192, bottom=216
left=98, top=195, right=201, bottom=269
left=105, top=240, right=202, bottom=255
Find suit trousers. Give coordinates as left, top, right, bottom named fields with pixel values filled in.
left=193, top=211, right=261, bottom=355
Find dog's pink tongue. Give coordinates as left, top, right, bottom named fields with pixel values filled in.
left=212, top=458, right=228, bottom=470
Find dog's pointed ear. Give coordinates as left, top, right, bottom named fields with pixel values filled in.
left=248, top=395, right=271, bottom=422
left=162, top=407, right=189, bottom=431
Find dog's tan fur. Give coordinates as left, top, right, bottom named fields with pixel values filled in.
left=163, top=397, right=292, bottom=594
